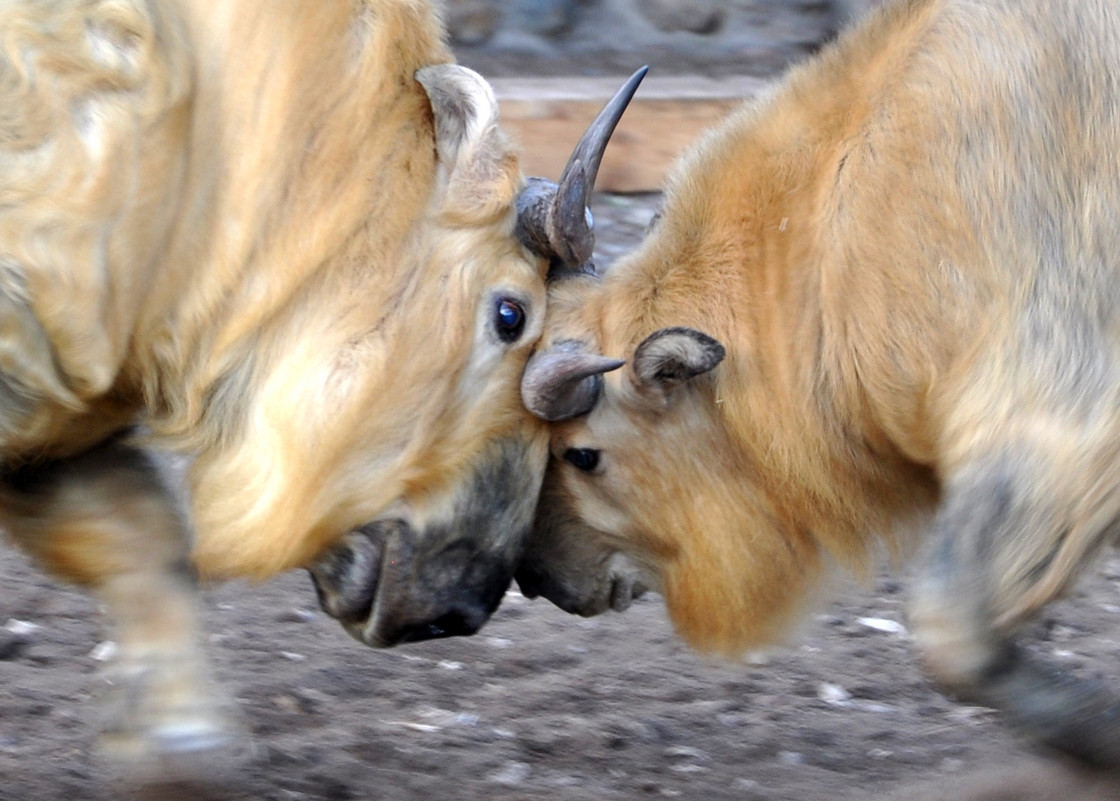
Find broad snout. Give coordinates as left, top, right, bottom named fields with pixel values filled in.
left=512, top=473, right=652, bottom=615
left=308, top=519, right=513, bottom=645
left=516, top=549, right=651, bottom=617
left=307, top=437, right=544, bottom=646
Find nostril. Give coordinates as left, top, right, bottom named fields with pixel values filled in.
left=396, top=608, right=484, bottom=644
left=307, top=524, right=392, bottom=623
left=514, top=568, right=543, bottom=599
left=609, top=576, right=633, bottom=612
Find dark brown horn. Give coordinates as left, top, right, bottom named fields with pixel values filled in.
left=521, top=340, right=625, bottom=421
left=516, top=66, right=649, bottom=270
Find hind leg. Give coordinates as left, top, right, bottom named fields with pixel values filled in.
left=909, top=457, right=1120, bottom=767
left=0, top=437, right=243, bottom=775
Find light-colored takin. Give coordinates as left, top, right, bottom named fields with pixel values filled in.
left=516, top=0, right=1120, bottom=767
left=0, top=0, right=639, bottom=774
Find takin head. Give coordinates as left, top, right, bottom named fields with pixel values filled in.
left=294, top=66, right=649, bottom=647
left=511, top=170, right=883, bottom=654
left=514, top=299, right=773, bottom=653
left=0, top=0, right=646, bottom=650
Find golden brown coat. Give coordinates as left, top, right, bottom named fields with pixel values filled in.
left=520, top=0, right=1120, bottom=766
left=1, top=0, right=551, bottom=775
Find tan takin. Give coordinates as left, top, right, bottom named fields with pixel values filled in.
left=517, top=0, right=1120, bottom=768
left=0, top=0, right=640, bottom=775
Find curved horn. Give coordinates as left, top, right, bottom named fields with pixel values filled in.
left=521, top=341, right=625, bottom=421
left=516, top=66, right=649, bottom=270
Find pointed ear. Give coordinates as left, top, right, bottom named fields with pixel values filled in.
left=633, top=327, right=725, bottom=390
left=415, top=64, right=519, bottom=222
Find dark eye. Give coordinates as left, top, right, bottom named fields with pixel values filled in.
left=563, top=448, right=600, bottom=472
left=494, top=298, right=526, bottom=342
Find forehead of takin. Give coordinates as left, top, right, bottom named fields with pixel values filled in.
left=542, top=347, right=828, bottom=653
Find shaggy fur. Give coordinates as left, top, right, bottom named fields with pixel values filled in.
left=522, top=0, right=1120, bottom=766
left=1, top=0, right=549, bottom=575
left=1, top=0, right=551, bottom=772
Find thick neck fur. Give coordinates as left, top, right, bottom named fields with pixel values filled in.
left=545, top=0, right=1120, bottom=653
left=133, top=0, right=450, bottom=446
left=1, top=0, right=545, bottom=578
left=621, top=2, right=938, bottom=542
left=565, top=0, right=945, bottom=650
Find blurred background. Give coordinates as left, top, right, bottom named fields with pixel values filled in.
left=447, top=0, right=880, bottom=77
left=442, top=0, right=884, bottom=193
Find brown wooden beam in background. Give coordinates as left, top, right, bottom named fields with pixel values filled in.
left=492, top=75, right=766, bottom=193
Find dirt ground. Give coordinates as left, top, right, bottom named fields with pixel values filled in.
left=6, top=4, right=1120, bottom=801
left=6, top=192, right=1120, bottom=801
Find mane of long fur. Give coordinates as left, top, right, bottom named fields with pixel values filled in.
left=136, top=0, right=453, bottom=449
left=0, top=0, right=193, bottom=454
left=0, top=0, right=453, bottom=457
left=1, top=0, right=546, bottom=578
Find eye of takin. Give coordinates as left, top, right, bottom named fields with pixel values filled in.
left=563, top=448, right=601, bottom=472
left=495, top=297, right=526, bottom=342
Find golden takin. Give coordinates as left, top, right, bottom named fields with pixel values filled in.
left=0, top=0, right=639, bottom=775
left=518, top=0, right=1120, bottom=767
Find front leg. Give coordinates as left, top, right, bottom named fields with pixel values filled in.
left=0, top=437, right=244, bottom=779
left=909, top=457, right=1120, bottom=768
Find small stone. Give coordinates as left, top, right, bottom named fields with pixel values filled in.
left=4, top=619, right=40, bottom=637
left=276, top=608, right=317, bottom=623
left=273, top=694, right=301, bottom=714
left=856, top=616, right=908, bottom=635
left=89, top=641, right=118, bottom=662
left=816, top=682, right=851, bottom=705
left=489, top=760, right=531, bottom=785
left=293, top=687, right=332, bottom=712
left=671, top=763, right=710, bottom=774
left=0, top=630, right=27, bottom=660
left=665, top=745, right=708, bottom=762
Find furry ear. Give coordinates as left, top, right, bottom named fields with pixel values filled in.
left=633, top=327, right=725, bottom=390
left=415, top=64, right=518, bottom=221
